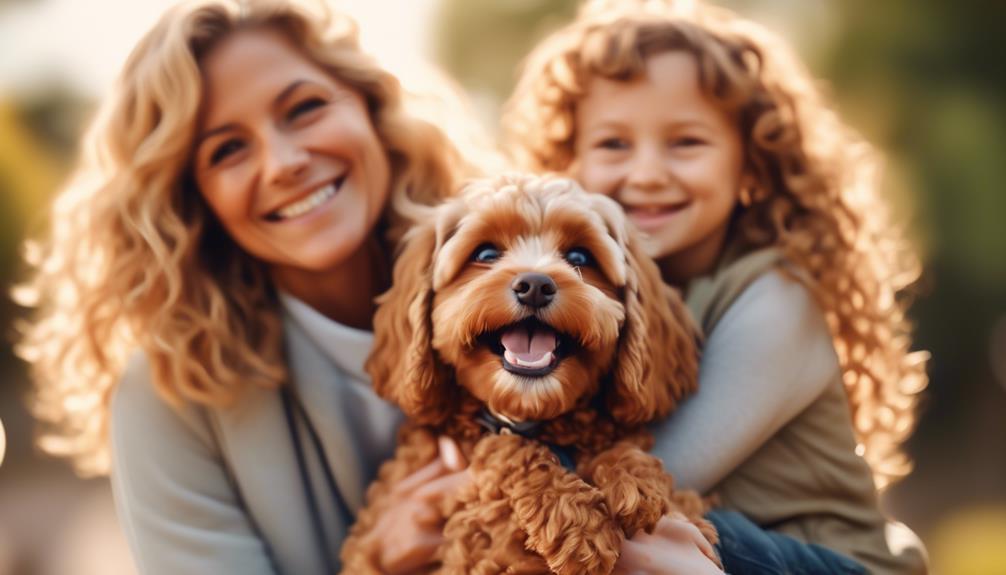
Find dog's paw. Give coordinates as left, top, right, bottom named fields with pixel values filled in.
left=597, top=466, right=672, bottom=536
left=526, top=501, right=622, bottom=575
left=583, top=446, right=675, bottom=536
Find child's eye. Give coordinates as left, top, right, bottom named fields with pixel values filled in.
left=286, top=97, right=327, bottom=122
left=672, top=136, right=706, bottom=148
left=472, top=243, right=502, bottom=263
left=564, top=248, right=593, bottom=267
left=209, top=138, right=245, bottom=165
left=596, top=137, right=629, bottom=151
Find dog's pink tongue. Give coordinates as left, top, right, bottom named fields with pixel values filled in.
left=501, top=325, right=557, bottom=368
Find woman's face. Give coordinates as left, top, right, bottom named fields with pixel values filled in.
left=572, top=50, right=744, bottom=274
left=192, top=27, right=390, bottom=275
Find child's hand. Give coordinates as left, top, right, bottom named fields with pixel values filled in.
left=362, top=436, right=470, bottom=574
left=614, top=514, right=723, bottom=575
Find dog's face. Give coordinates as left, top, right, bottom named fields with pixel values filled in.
left=429, top=178, right=630, bottom=421
left=367, top=175, right=698, bottom=426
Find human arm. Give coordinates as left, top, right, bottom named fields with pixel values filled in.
left=110, top=355, right=278, bottom=575
left=652, top=270, right=840, bottom=492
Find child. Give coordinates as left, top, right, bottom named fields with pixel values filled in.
left=503, top=1, right=929, bottom=573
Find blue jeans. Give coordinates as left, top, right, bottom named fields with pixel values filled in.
left=708, top=510, right=867, bottom=575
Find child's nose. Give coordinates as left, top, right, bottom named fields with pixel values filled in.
left=627, top=146, right=669, bottom=190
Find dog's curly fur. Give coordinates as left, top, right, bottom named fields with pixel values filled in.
left=341, top=174, right=715, bottom=574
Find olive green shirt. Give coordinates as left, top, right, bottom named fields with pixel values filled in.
left=659, top=248, right=928, bottom=574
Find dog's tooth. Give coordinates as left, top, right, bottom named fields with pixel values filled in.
left=512, top=351, right=553, bottom=369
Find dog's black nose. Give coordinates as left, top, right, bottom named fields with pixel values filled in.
left=511, top=272, right=557, bottom=308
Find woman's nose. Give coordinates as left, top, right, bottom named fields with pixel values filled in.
left=263, top=132, right=309, bottom=186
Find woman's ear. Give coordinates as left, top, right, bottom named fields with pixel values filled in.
left=365, top=217, right=454, bottom=425
left=605, top=215, right=701, bottom=425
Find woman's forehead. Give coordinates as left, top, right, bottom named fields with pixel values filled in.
left=197, top=28, right=332, bottom=121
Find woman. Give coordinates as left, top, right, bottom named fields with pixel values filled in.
left=16, top=0, right=467, bottom=572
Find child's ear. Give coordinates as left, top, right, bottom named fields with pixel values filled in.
left=738, top=170, right=759, bottom=206
left=365, top=217, right=453, bottom=425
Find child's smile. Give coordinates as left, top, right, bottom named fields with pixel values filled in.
left=573, top=50, right=746, bottom=281
left=621, top=199, right=694, bottom=232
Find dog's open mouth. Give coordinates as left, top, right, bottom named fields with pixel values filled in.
left=482, top=318, right=570, bottom=377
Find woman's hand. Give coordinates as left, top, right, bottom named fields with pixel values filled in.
left=362, top=436, right=471, bottom=575
left=614, top=514, right=724, bottom=575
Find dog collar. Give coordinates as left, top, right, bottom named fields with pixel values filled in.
left=475, top=408, right=544, bottom=436
left=474, top=408, right=577, bottom=470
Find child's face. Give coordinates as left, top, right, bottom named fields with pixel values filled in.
left=573, top=50, right=745, bottom=272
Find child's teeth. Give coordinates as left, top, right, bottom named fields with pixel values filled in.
left=275, top=183, right=337, bottom=220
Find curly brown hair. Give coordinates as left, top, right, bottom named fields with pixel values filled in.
left=502, top=0, right=928, bottom=489
left=15, top=0, right=464, bottom=476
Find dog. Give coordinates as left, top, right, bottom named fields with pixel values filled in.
left=341, top=174, right=715, bottom=574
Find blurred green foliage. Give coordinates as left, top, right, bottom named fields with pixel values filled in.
left=436, top=0, right=580, bottom=101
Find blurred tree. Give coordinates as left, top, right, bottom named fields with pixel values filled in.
left=0, top=101, right=64, bottom=274
left=435, top=0, right=579, bottom=111
left=0, top=94, right=80, bottom=475
left=822, top=0, right=1006, bottom=533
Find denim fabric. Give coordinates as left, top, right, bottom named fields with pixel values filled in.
left=708, top=510, right=868, bottom=575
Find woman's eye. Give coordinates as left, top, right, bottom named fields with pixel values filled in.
left=472, top=243, right=501, bottom=263
left=287, top=97, right=327, bottom=122
left=565, top=248, right=593, bottom=267
left=209, top=138, right=245, bottom=165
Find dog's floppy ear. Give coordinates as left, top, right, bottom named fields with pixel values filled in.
left=366, top=214, right=455, bottom=425
left=593, top=198, right=701, bottom=424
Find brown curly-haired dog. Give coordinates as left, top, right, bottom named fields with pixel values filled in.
left=341, top=174, right=715, bottom=574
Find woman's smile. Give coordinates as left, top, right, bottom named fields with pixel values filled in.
left=264, top=175, right=345, bottom=222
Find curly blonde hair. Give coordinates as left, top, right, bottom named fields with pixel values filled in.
left=15, top=0, right=463, bottom=476
left=503, top=0, right=928, bottom=489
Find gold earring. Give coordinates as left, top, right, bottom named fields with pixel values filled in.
left=739, top=186, right=754, bottom=207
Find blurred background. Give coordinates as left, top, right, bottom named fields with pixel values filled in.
left=1, top=0, right=1004, bottom=573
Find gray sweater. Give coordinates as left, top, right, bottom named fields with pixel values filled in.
left=111, top=294, right=401, bottom=574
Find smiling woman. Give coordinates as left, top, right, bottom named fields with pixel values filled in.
left=14, top=0, right=467, bottom=573
left=192, top=27, right=393, bottom=324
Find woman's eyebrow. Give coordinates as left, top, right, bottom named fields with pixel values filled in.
left=196, top=79, right=313, bottom=145
left=196, top=123, right=237, bottom=146
left=274, top=79, right=310, bottom=107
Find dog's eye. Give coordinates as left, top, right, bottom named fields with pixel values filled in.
left=565, top=248, right=593, bottom=267
left=472, top=243, right=501, bottom=263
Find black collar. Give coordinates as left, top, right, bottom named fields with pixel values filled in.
left=474, top=408, right=577, bottom=470
left=475, top=408, right=544, bottom=437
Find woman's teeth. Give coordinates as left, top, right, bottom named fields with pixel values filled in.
left=272, top=183, right=338, bottom=220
